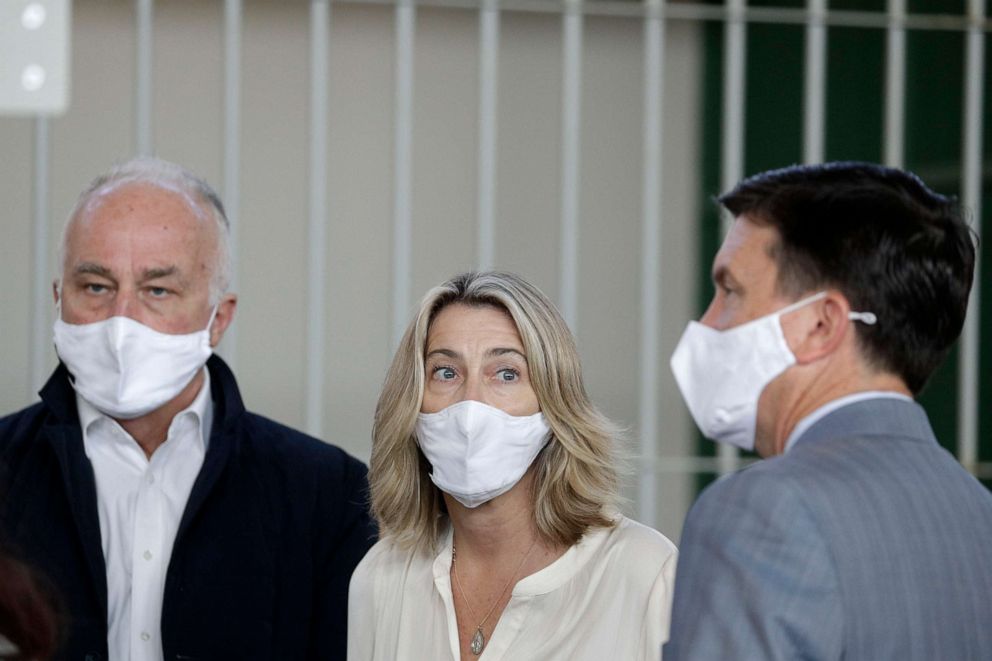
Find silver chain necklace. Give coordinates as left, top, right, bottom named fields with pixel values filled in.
left=451, top=537, right=538, bottom=656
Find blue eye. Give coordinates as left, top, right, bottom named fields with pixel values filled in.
left=85, top=283, right=108, bottom=294
left=497, top=368, right=519, bottom=382
left=432, top=366, right=457, bottom=381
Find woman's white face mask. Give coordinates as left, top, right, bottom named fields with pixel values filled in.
left=52, top=294, right=216, bottom=420
left=415, top=399, right=551, bottom=508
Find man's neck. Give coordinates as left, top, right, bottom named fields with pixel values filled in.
left=761, top=369, right=911, bottom=457
left=117, top=370, right=206, bottom=458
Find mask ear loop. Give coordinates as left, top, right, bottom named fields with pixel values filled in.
left=55, top=280, right=64, bottom=321
left=848, top=311, right=877, bottom=325
left=205, top=303, right=220, bottom=333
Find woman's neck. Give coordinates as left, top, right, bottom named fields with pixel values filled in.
left=445, top=470, right=564, bottom=567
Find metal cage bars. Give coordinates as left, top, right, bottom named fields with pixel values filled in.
left=24, top=2, right=992, bottom=533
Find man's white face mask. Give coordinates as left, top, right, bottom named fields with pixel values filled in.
left=669, top=291, right=877, bottom=451
left=415, top=399, right=551, bottom=508
left=52, top=292, right=217, bottom=420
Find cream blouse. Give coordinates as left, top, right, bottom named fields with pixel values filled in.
left=348, top=516, right=677, bottom=660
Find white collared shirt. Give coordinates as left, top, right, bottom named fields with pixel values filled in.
left=78, top=368, right=212, bottom=661
left=783, top=390, right=914, bottom=453
left=348, top=516, right=678, bottom=661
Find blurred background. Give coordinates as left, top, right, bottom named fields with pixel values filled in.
left=0, top=0, right=989, bottom=541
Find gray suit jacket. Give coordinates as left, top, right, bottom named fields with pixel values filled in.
left=664, top=398, right=992, bottom=660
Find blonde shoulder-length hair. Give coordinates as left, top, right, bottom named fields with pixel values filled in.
left=370, top=271, right=622, bottom=553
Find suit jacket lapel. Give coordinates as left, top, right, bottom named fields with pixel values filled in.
left=45, top=423, right=109, bottom=617
left=173, top=355, right=241, bottom=547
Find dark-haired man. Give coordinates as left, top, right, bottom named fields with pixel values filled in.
left=664, top=162, right=992, bottom=660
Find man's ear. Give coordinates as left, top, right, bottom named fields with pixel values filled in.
left=52, top=279, right=60, bottom=305
left=209, top=293, right=238, bottom=347
left=781, top=291, right=851, bottom=365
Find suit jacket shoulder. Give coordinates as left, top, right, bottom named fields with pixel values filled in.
left=666, top=398, right=992, bottom=661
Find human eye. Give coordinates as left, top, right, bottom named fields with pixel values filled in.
left=430, top=365, right=458, bottom=382
left=495, top=367, right=520, bottom=383
left=80, top=279, right=114, bottom=297
left=147, top=286, right=170, bottom=298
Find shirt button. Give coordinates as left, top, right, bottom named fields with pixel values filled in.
left=143, top=550, right=153, bottom=561
left=147, top=473, right=155, bottom=485
left=140, top=632, right=151, bottom=642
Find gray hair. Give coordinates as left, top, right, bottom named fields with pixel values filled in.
left=59, top=157, right=232, bottom=304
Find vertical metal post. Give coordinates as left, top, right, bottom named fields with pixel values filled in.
left=135, top=0, right=154, bottom=155
left=392, top=0, right=415, bottom=347
left=718, top=0, right=747, bottom=475
left=306, top=0, right=330, bottom=437
left=803, top=0, right=827, bottom=164
left=958, top=0, right=985, bottom=471
left=884, top=0, right=906, bottom=167
left=560, top=0, right=583, bottom=332
left=638, top=0, right=665, bottom=527
left=31, top=118, right=51, bottom=397
left=222, top=0, right=242, bottom=368
left=477, top=0, right=500, bottom=271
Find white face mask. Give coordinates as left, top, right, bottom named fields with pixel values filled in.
left=52, top=300, right=216, bottom=420
left=669, top=291, right=877, bottom=451
left=415, top=400, right=551, bottom=509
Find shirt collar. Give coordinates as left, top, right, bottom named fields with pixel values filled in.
left=784, top=391, right=913, bottom=453
left=76, top=367, right=214, bottom=451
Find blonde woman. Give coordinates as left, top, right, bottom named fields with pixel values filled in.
left=348, top=271, right=677, bottom=660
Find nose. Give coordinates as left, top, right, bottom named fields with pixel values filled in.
left=111, top=290, right=137, bottom=319
left=462, top=376, right=486, bottom=405
left=698, top=297, right=721, bottom=329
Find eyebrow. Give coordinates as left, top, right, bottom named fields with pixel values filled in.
left=73, top=262, right=114, bottom=279
left=71, top=263, right=184, bottom=286
left=425, top=347, right=527, bottom=361
left=140, top=266, right=179, bottom=281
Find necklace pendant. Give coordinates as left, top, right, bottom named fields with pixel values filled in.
left=470, top=627, right=486, bottom=655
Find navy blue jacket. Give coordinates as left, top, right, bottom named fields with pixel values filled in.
left=0, top=356, right=376, bottom=660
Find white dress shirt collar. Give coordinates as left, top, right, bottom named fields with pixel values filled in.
left=76, top=367, right=213, bottom=452
left=784, top=390, right=914, bottom=453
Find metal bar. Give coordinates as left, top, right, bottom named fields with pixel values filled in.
left=644, top=457, right=992, bottom=478
left=135, top=0, right=153, bottom=155
left=306, top=0, right=331, bottom=437
left=392, top=0, right=415, bottom=347
left=718, top=0, right=747, bottom=475
left=31, top=118, right=50, bottom=398
left=648, top=455, right=759, bottom=474
left=958, top=0, right=985, bottom=471
left=559, top=0, right=582, bottom=332
left=803, top=0, right=827, bottom=164
left=884, top=0, right=906, bottom=167
left=338, top=0, right=992, bottom=31
left=477, top=0, right=500, bottom=271
left=222, top=0, right=242, bottom=368
left=638, top=0, right=665, bottom=526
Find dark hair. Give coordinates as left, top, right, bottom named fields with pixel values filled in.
left=0, top=548, right=61, bottom=660
left=718, top=161, right=976, bottom=395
